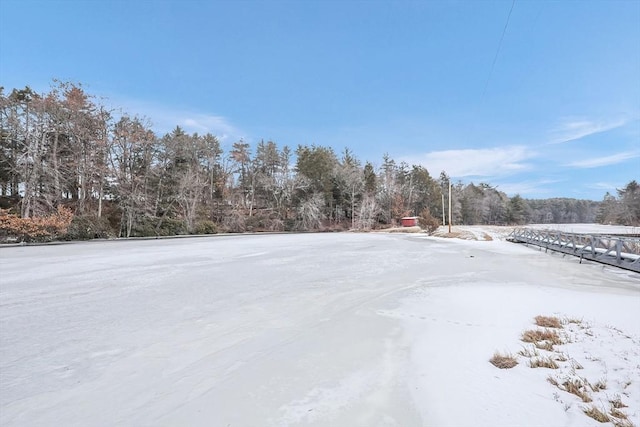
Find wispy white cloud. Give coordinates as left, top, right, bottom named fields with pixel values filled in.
left=179, top=114, right=241, bottom=141
left=587, top=182, right=623, bottom=194
left=105, top=95, right=244, bottom=142
left=141, top=109, right=242, bottom=142
left=590, top=182, right=617, bottom=190
left=493, top=179, right=560, bottom=196
left=565, top=151, right=640, bottom=168
left=549, top=117, right=628, bottom=144
left=401, top=146, right=534, bottom=178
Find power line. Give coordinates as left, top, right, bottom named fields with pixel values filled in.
left=480, top=0, right=516, bottom=104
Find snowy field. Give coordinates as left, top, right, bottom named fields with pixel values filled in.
left=1, top=231, right=639, bottom=427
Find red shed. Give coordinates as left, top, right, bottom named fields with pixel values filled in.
left=401, top=216, right=418, bottom=227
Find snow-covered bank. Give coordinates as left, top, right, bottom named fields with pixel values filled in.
left=0, top=233, right=638, bottom=426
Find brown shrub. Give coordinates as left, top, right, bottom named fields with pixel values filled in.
left=0, top=206, right=74, bottom=242
left=418, top=208, right=441, bottom=235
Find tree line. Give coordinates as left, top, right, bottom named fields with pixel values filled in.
left=0, top=81, right=637, bottom=241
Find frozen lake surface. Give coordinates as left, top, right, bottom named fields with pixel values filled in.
left=1, top=232, right=639, bottom=426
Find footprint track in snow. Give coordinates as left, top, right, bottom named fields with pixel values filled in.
left=376, top=310, right=478, bottom=327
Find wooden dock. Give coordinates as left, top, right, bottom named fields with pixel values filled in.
left=508, top=228, right=640, bottom=273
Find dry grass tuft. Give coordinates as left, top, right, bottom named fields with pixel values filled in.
left=535, top=315, right=563, bottom=329
left=610, top=407, right=628, bottom=420
left=590, top=379, right=607, bottom=392
left=518, top=345, right=539, bottom=358
left=562, top=379, right=592, bottom=402
left=565, top=317, right=583, bottom=325
left=385, top=226, right=423, bottom=233
left=571, top=359, right=584, bottom=370
left=490, top=351, right=518, bottom=369
left=583, top=405, right=610, bottom=423
left=610, top=396, right=628, bottom=409
left=612, top=419, right=635, bottom=427
left=522, top=328, right=564, bottom=345
left=535, top=341, right=555, bottom=351
left=529, top=357, right=559, bottom=369
left=436, top=231, right=463, bottom=238
left=554, top=353, right=568, bottom=362
left=547, top=376, right=559, bottom=387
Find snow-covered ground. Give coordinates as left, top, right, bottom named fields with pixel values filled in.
left=1, top=231, right=638, bottom=427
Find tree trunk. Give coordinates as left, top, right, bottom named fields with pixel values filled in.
left=52, top=131, right=60, bottom=206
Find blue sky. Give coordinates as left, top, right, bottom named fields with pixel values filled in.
left=1, top=0, right=638, bottom=200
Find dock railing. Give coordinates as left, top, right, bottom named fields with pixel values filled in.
left=508, top=228, right=640, bottom=273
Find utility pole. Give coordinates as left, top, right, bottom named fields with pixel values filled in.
left=441, top=193, right=445, bottom=226
left=448, top=180, right=452, bottom=234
